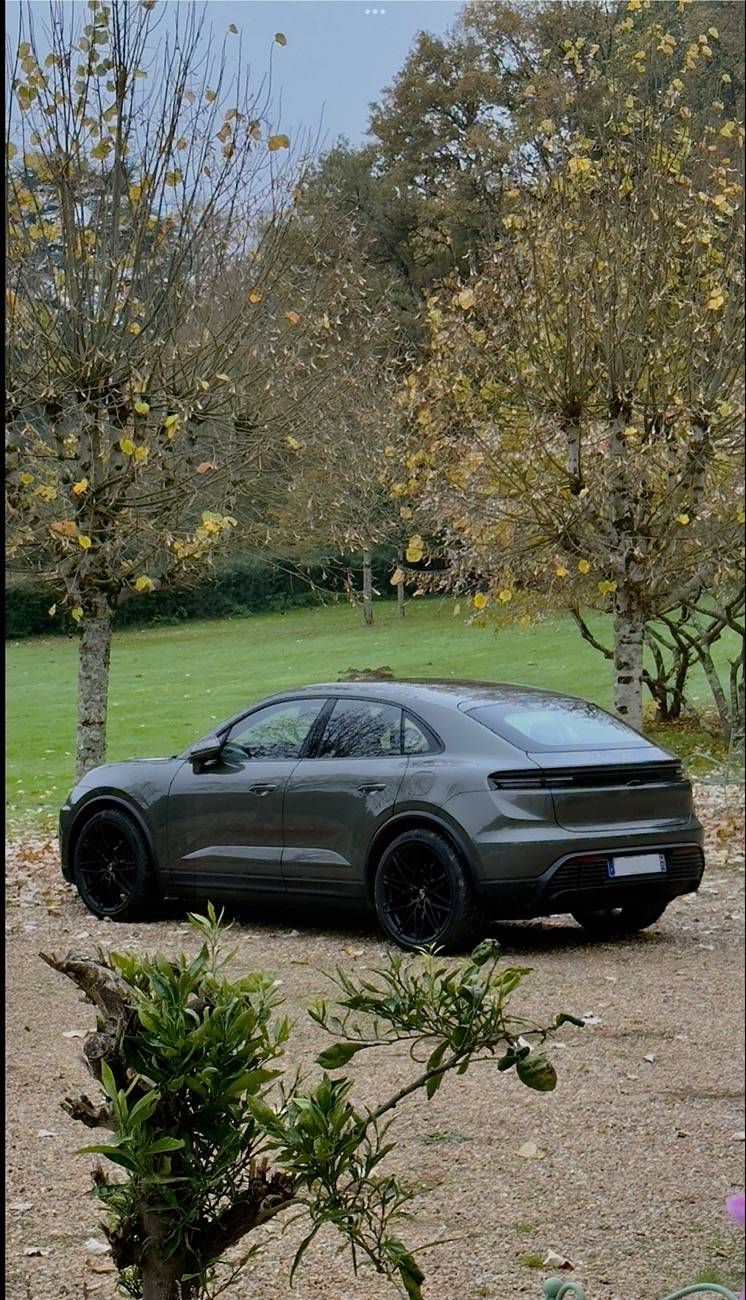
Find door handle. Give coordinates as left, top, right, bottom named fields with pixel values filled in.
left=249, top=783, right=276, bottom=796
left=358, top=782, right=386, bottom=794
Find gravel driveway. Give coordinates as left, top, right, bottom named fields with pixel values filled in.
left=5, top=784, right=745, bottom=1300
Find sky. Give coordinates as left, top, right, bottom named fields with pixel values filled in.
left=6, top=0, right=464, bottom=152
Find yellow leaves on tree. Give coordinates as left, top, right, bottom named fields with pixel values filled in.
left=577, top=559, right=591, bottom=574
left=284, top=310, right=301, bottom=326
left=248, top=288, right=263, bottom=304
left=134, top=575, right=155, bottom=592
left=133, top=399, right=150, bottom=415
left=472, top=592, right=488, bottom=610
left=267, top=134, right=290, bottom=152
left=406, top=535, right=425, bottom=563
left=390, top=568, right=405, bottom=586
left=72, top=478, right=89, bottom=495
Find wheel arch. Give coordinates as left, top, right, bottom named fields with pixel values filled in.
left=365, top=810, right=477, bottom=902
left=68, top=796, right=159, bottom=879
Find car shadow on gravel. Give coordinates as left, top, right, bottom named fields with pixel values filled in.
left=149, top=895, right=672, bottom=956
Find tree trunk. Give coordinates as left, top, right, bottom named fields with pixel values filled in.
left=140, top=1211, right=197, bottom=1300
left=696, top=643, right=731, bottom=742
left=396, top=551, right=405, bottom=619
left=76, top=592, right=113, bottom=778
left=362, top=549, right=373, bottom=626
left=613, top=586, right=644, bottom=732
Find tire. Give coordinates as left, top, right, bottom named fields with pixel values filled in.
left=373, top=827, right=479, bottom=953
left=571, top=899, right=669, bottom=938
left=73, top=807, right=158, bottom=921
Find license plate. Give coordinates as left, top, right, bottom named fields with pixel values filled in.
left=608, top=852, right=666, bottom=878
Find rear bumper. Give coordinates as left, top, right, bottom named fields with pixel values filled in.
left=475, top=842, right=705, bottom=919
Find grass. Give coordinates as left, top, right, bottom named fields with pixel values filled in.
left=5, top=597, right=740, bottom=831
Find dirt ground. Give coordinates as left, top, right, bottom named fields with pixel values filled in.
left=5, top=783, right=745, bottom=1300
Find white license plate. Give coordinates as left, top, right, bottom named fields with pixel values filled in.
left=608, top=853, right=666, bottom=878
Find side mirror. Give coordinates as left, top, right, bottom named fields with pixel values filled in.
left=189, top=734, right=223, bottom=767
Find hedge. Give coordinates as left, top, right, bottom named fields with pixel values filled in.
left=5, top=553, right=400, bottom=640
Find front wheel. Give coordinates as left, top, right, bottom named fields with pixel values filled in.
left=73, top=808, right=157, bottom=921
left=373, top=828, right=479, bottom=953
left=571, top=899, right=669, bottom=938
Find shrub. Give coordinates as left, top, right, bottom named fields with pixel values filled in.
left=42, top=908, right=581, bottom=1300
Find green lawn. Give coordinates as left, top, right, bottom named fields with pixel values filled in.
left=5, top=598, right=738, bottom=830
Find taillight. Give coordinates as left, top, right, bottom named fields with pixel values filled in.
left=488, top=772, right=546, bottom=790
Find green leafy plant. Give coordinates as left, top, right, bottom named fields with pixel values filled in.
left=42, top=909, right=582, bottom=1300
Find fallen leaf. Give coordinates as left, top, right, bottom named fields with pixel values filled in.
left=11, top=1201, right=33, bottom=1213
left=731, top=1130, right=745, bottom=1142
left=85, top=1238, right=111, bottom=1254
left=87, top=1257, right=116, bottom=1273
left=37, top=1129, right=57, bottom=1138
left=643, top=1053, right=656, bottom=1064
left=543, top=1249, right=574, bottom=1270
left=518, top=1141, right=546, bottom=1160
left=195, top=461, right=215, bottom=474
left=24, top=1247, right=50, bottom=1257
left=341, top=946, right=364, bottom=958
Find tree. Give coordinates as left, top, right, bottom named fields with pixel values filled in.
left=244, top=152, right=412, bottom=627
left=392, top=5, right=745, bottom=730
left=43, top=908, right=579, bottom=1300
left=5, top=0, right=309, bottom=775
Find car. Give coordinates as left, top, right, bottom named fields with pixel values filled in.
left=59, top=679, right=705, bottom=951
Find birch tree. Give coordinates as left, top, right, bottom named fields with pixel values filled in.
left=393, top=6, right=744, bottom=730
left=5, top=0, right=311, bottom=775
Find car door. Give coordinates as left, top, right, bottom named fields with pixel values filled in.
left=166, top=697, right=326, bottom=894
left=281, top=696, right=409, bottom=898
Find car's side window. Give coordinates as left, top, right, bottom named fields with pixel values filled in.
left=402, top=713, right=438, bottom=755
left=316, top=699, right=403, bottom=759
left=224, top=699, right=325, bottom=762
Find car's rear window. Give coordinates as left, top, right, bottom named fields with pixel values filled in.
left=467, top=699, right=647, bottom=751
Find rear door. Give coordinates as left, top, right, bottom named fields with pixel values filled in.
left=166, top=697, right=326, bottom=893
left=281, top=697, right=409, bottom=897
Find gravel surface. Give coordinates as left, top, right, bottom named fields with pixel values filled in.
left=5, top=783, right=745, bottom=1300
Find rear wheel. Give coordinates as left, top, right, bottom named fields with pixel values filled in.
left=571, top=899, right=669, bottom=937
left=73, top=808, right=157, bottom=921
left=374, top=828, right=479, bottom=953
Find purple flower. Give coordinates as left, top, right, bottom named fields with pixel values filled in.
left=728, top=1192, right=745, bottom=1231
left=727, top=1193, right=745, bottom=1300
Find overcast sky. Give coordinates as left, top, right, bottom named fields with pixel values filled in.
left=6, top=0, right=464, bottom=151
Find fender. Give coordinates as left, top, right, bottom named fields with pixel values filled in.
left=67, top=794, right=163, bottom=884
left=366, top=807, right=478, bottom=898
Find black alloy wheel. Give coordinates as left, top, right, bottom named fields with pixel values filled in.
left=374, top=827, right=478, bottom=953
left=571, top=899, right=670, bottom=937
left=73, top=808, right=155, bottom=920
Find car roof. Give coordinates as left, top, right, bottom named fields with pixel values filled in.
left=265, top=679, right=576, bottom=710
